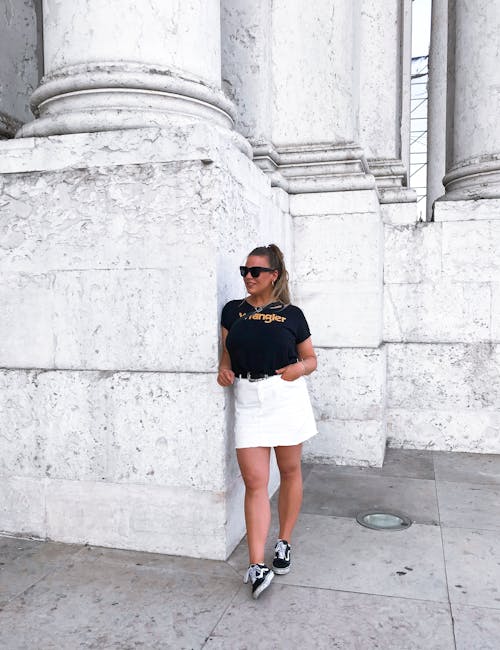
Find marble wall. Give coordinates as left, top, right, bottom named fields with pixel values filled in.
left=384, top=213, right=500, bottom=453
left=0, top=124, right=290, bottom=559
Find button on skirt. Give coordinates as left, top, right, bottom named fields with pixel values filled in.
left=234, top=374, right=317, bottom=448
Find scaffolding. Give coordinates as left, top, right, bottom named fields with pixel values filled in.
left=410, top=55, right=429, bottom=221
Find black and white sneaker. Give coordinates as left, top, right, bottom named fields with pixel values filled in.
left=272, top=539, right=291, bottom=574
left=244, top=563, right=274, bottom=599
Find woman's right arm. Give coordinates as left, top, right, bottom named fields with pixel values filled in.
left=217, top=327, right=235, bottom=386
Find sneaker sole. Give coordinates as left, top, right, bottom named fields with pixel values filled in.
left=272, top=565, right=290, bottom=575
left=252, top=570, right=274, bottom=599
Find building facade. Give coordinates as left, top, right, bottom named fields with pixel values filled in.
left=1, top=0, right=499, bottom=560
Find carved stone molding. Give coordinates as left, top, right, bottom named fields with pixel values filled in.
left=252, top=141, right=376, bottom=194
left=368, top=158, right=417, bottom=204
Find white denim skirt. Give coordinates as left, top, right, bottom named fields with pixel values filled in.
left=233, top=374, right=317, bottom=448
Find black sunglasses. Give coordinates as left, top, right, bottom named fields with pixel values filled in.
left=240, top=266, right=276, bottom=278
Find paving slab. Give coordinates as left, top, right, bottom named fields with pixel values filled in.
left=437, top=481, right=500, bottom=531
left=0, top=544, right=240, bottom=650
left=452, top=603, right=500, bottom=650
left=0, top=536, right=84, bottom=608
left=205, top=582, right=455, bottom=650
left=229, top=513, right=448, bottom=603
left=434, top=450, right=500, bottom=485
left=443, top=527, right=500, bottom=609
left=302, top=468, right=439, bottom=524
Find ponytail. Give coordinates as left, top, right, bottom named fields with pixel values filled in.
left=248, top=243, right=291, bottom=305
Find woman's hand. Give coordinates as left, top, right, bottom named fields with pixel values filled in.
left=217, top=327, right=234, bottom=386
left=217, top=367, right=235, bottom=386
left=275, top=362, right=305, bottom=382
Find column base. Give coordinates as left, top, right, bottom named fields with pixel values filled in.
left=368, top=158, right=417, bottom=204
left=434, top=196, right=500, bottom=221
left=16, top=63, right=247, bottom=153
left=443, top=155, right=500, bottom=200
left=0, top=111, right=22, bottom=139
left=252, top=141, right=376, bottom=193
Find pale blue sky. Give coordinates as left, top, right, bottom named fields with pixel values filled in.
left=412, top=0, right=432, bottom=57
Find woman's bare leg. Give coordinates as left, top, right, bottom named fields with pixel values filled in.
left=274, top=444, right=303, bottom=541
left=236, top=446, right=271, bottom=564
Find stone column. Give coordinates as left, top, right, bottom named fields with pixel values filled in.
left=0, top=0, right=40, bottom=138
left=358, top=0, right=417, bottom=210
left=270, top=0, right=372, bottom=193
left=220, top=0, right=282, bottom=184
left=442, top=0, right=500, bottom=200
left=222, top=0, right=372, bottom=192
left=426, top=0, right=448, bottom=217
left=17, top=0, right=245, bottom=150
left=273, top=1, right=386, bottom=466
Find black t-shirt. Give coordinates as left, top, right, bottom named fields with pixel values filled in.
left=221, top=299, right=311, bottom=375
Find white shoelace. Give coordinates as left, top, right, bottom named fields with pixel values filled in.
left=244, top=563, right=266, bottom=584
left=274, top=539, right=289, bottom=559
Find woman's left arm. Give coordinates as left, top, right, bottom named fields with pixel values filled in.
left=275, top=337, right=317, bottom=381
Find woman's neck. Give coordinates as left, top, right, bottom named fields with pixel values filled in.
left=246, top=292, right=275, bottom=308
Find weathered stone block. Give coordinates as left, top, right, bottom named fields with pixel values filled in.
left=296, top=283, right=383, bottom=348
left=0, top=161, right=215, bottom=274
left=0, top=369, right=228, bottom=492
left=387, top=409, right=500, bottom=454
left=308, top=347, right=386, bottom=420
left=294, top=212, right=383, bottom=285
left=0, top=273, right=55, bottom=367
left=434, top=198, right=500, bottom=222
left=290, top=190, right=379, bottom=216
left=384, top=282, right=491, bottom=342
left=442, top=220, right=500, bottom=281
left=103, top=372, right=226, bottom=492
left=44, top=479, right=229, bottom=559
left=304, top=347, right=386, bottom=466
left=387, top=343, right=500, bottom=411
left=0, top=476, right=46, bottom=537
left=0, top=369, right=106, bottom=481
left=384, top=222, right=442, bottom=284
left=51, top=268, right=217, bottom=372
left=381, top=202, right=419, bottom=225
left=303, top=420, right=386, bottom=467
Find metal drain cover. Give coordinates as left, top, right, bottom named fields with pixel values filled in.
left=356, top=511, right=412, bottom=531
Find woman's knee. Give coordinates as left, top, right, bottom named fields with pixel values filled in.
left=275, top=446, right=302, bottom=480
left=278, top=462, right=302, bottom=481
left=242, top=469, right=269, bottom=491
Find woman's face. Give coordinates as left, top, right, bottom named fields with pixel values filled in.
left=243, top=254, right=279, bottom=297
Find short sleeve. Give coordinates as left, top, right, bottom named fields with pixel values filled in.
left=294, top=307, right=311, bottom=343
left=221, top=300, right=238, bottom=330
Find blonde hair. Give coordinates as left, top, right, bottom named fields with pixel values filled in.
left=248, top=244, right=291, bottom=304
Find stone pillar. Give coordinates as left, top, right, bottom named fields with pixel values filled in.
left=222, top=0, right=372, bottom=192
left=220, top=0, right=281, bottom=184
left=1, top=0, right=287, bottom=559
left=442, top=0, right=500, bottom=200
left=17, top=0, right=246, bottom=151
left=0, top=0, right=40, bottom=138
left=274, top=1, right=386, bottom=466
left=426, top=0, right=448, bottom=217
left=359, top=0, right=417, bottom=209
left=270, top=0, right=371, bottom=192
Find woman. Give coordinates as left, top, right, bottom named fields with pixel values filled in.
left=217, top=244, right=317, bottom=599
